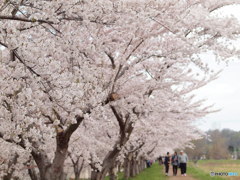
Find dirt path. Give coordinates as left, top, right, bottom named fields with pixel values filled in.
left=167, top=166, right=197, bottom=180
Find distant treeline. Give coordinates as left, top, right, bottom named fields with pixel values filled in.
left=185, top=129, right=240, bottom=160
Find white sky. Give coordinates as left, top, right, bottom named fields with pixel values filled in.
left=195, top=5, right=240, bottom=132
left=196, top=60, right=240, bottom=131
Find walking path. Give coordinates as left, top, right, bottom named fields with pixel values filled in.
left=168, top=166, right=197, bottom=180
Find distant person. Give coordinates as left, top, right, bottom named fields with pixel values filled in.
left=150, top=160, right=153, bottom=166
left=146, top=160, right=151, bottom=168
left=158, top=156, right=163, bottom=165
left=171, top=151, right=179, bottom=176
left=164, top=152, right=171, bottom=176
left=178, top=150, right=188, bottom=176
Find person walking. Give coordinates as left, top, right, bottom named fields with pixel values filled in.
left=171, top=152, right=179, bottom=176
left=178, top=150, right=188, bottom=176
left=158, top=156, right=163, bottom=165
left=164, top=152, right=171, bottom=176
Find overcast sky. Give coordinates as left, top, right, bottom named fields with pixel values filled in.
left=195, top=60, right=240, bottom=132
left=194, top=5, right=240, bottom=132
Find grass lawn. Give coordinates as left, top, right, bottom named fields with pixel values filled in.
left=189, top=160, right=240, bottom=180
left=105, top=163, right=167, bottom=180
left=188, top=162, right=226, bottom=180
left=197, top=159, right=240, bottom=165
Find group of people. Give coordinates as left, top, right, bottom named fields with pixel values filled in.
left=160, top=150, right=188, bottom=176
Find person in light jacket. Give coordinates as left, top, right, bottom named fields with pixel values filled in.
left=178, top=150, right=188, bottom=176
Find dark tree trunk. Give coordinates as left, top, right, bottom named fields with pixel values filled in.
left=73, top=158, right=84, bottom=180
left=118, top=163, right=121, bottom=173
left=135, top=160, right=139, bottom=175
left=31, top=116, right=84, bottom=180
left=109, top=166, right=117, bottom=180
left=31, top=150, right=51, bottom=180
left=139, top=160, right=143, bottom=174
left=91, top=139, right=131, bottom=180
left=90, top=106, right=134, bottom=180
left=130, top=159, right=137, bottom=177
left=142, top=159, right=145, bottom=170
left=28, top=167, right=39, bottom=180
left=74, top=170, right=80, bottom=180
left=3, top=153, right=19, bottom=180
left=93, top=162, right=112, bottom=180
left=91, top=170, right=99, bottom=180
left=46, top=134, right=68, bottom=180
left=124, top=157, right=131, bottom=180
left=140, top=159, right=145, bottom=172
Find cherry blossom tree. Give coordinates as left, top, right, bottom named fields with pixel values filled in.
left=1, top=0, right=240, bottom=180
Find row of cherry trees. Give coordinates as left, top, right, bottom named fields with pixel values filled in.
left=0, top=0, right=240, bottom=180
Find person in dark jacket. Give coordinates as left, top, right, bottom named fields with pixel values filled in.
left=146, top=160, right=151, bottom=168
left=171, top=152, right=179, bottom=176
left=164, top=152, right=170, bottom=176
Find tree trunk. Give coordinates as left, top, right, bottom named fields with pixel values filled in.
left=124, top=157, right=131, bottom=180
left=74, top=159, right=84, bottom=180
left=31, top=136, right=68, bottom=180
left=46, top=140, right=68, bottom=180
left=91, top=170, right=98, bottom=180
left=28, top=168, right=39, bottom=180
left=95, top=164, right=110, bottom=180
left=91, top=150, right=120, bottom=180
left=74, top=166, right=81, bottom=180
left=140, top=159, right=144, bottom=172
left=3, top=153, right=19, bottom=180
left=90, top=106, right=134, bottom=180
left=32, top=116, right=83, bottom=180
left=141, top=159, right=146, bottom=171
left=30, top=150, right=51, bottom=180
left=135, top=160, right=139, bottom=175
left=109, top=166, right=117, bottom=180
left=130, top=159, right=137, bottom=177
left=74, top=170, right=80, bottom=180
left=118, top=163, right=121, bottom=173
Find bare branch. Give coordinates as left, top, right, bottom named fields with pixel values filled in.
left=111, top=64, right=123, bottom=92
left=125, top=39, right=144, bottom=61
left=105, top=52, right=116, bottom=69
left=64, top=115, right=84, bottom=141
left=110, top=105, right=125, bottom=134
left=13, top=50, right=41, bottom=77
left=0, top=41, right=41, bottom=77
left=0, top=15, right=54, bottom=24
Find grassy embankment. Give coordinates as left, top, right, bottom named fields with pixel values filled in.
left=188, top=160, right=240, bottom=180
left=82, top=160, right=239, bottom=180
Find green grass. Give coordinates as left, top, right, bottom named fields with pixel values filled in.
left=194, top=160, right=240, bottom=179
left=197, top=159, right=240, bottom=164
left=105, top=163, right=167, bottom=180
left=188, top=162, right=226, bottom=180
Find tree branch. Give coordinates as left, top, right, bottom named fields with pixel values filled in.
left=105, top=52, right=116, bottom=69
left=0, top=132, right=26, bottom=150
left=0, top=41, right=41, bottom=76
left=111, top=64, right=123, bottom=92
left=64, top=115, right=84, bottom=141
left=0, top=15, right=54, bottom=24
left=13, top=49, right=41, bottom=77
left=125, top=39, right=144, bottom=61
left=129, top=142, right=145, bottom=153
left=110, top=105, right=125, bottom=134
